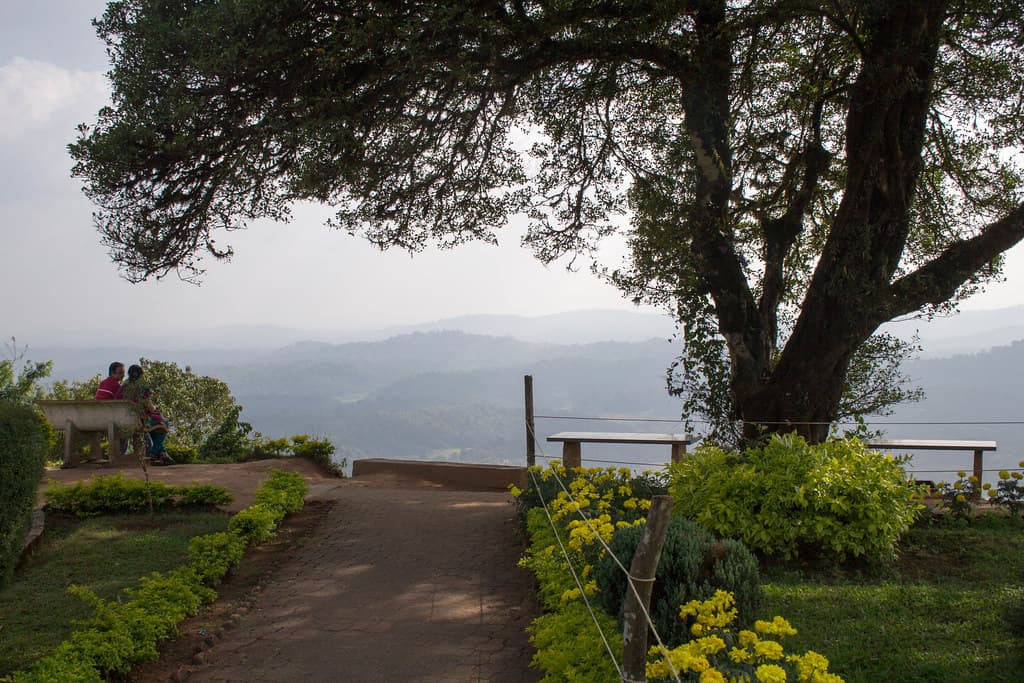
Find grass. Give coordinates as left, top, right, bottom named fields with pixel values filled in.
left=761, top=515, right=1024, bottom=682
left=0, top=510, right=230, bottom=676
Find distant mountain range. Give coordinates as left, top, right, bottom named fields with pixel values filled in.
left=23, top=307, right=1024, bottom=480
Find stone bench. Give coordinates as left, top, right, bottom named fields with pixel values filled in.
left=865, top=438, right=997, bottom=487
left=546, top=432, right=699, bottom=469
left=35, top=400, right=143, bottom=468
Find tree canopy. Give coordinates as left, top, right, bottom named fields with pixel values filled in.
left=136, top=358, right=240, bottom=450
left=72, top=0, right=1024, bottom=441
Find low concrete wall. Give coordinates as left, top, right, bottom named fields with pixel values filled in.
left=351, top=458, right=527, bottom=491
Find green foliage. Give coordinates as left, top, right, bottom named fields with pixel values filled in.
left=42, top=376, right=101, bottom=401
left=227, top=504, right=279, bottom=545
left=198, top=405, right=253, bottom=462
left=0, top=339, right=52, bottom=406
left=136, top=358, right=242, bottom=450
left=186, top=531, right=246, bottom=586
left=596, top=516, right=763, bottom=648
left=71, top=2, right=1024, bottom=443
left=519, top=507, right=576, bottom=611
left=0, top=401, right=49, bottom=589
left=251, top=434, right=347, bottom=476
left=43, top=474, right=232, bottom=516
left=514, top=465, right=667, bottom=520
left=670, top=435, right=924, bottom=562
left=9, top=644, right=103, bottom=683
left=287, top=434, right=345, bottom=477
left=527, top=602, right=622, bottom=683
left=518, top=508, right=624, bottom=682
left=987, top=463, right=1024, bottom=517
left=175, top=484, right=234, bottom=508
left=253, top=470, right=308, bottom=516
left=934, top=471, right=979, bottom=521
left=164, top=442, right=199, bottom=464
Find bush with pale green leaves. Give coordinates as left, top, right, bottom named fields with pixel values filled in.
left=669, top=434, right=923, bottom=562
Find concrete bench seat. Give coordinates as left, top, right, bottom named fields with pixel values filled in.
left=546, top=431, right=698, bottom=469
left=865, top=438, right=997, bottom=484
left=35, top=400, right=143, bottom=468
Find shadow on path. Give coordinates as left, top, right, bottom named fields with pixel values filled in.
left=183, top=480, right=541, bottom=683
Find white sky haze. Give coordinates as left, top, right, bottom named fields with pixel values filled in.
left=1, top=1, right=1021, bottom=348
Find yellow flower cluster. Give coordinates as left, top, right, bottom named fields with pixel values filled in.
left=523, top=464, right=656, bottom=605
left=681, top=590, right=739, bottom=636
left=647, top=591, right=844, bottom=683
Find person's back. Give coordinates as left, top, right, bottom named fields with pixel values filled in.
left=95, top=361, right=125, bottom=400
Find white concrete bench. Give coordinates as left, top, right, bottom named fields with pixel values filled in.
left=865, top=439, right=997, bottom=485
left=546, top=432, right=698, bottom=469
left=35, top=400, right=143, bottom=468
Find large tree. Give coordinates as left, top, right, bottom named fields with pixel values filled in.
left=71, top=1, right=1024, bottom=442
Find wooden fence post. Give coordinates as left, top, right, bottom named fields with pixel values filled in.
left=622, top=495, right=673, bottom=683
left=525, top=374, right=536, bottom=467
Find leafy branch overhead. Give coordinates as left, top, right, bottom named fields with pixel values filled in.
left=72, top=1, right=1024, bottom=441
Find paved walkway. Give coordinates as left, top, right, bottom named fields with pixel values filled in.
left=183, top=478, right=540, bottom=683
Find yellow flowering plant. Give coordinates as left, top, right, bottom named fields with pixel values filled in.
left=934, top=471, right=978, bottom=520
left=513, top=464, right=663, bottom=581
left=987, top=461, right=1024, bottom=517
left=646, top=591, right=844, bottom=683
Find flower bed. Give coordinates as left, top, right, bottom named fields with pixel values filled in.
left=515, top=463, right=844, bottom=682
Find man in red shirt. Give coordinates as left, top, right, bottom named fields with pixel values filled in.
left=95, top=362, right=125, bottom=400
left=95, top=361, right=127, bottom=456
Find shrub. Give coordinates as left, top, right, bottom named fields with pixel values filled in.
left=228, top=504, right=278, bottom=544
left=645, top=590, right=844, bottom=682
left=596, top=516, right=763, bottom=648
left=514, top=464, right=667, bottom=520
left=527, top=601, right=622, bottom=682
left=0, top=401, right=50, bottom=588
left=253, top=468, right=309, bottom=516
left=669, top=434, right=923, bottom=562
left=164, top=442, right=199, bottom=464
left=43, top=474, right=232, bottom=515
left=187, top=531, right=246, bottom=585
left=987, top=463, right=1024, bottom=517
left=198, top=405, right=253, bottom=462
left=174, top=484, right=234, bottom=508
left=519, top=507, right=577, bottom=611
left=934, top=471, right=979, bottom=520
left=288, top=435, right=346, bottom=477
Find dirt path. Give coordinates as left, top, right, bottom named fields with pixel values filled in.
left=40, top=460, right=541, bottom=682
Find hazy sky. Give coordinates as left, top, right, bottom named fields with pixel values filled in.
left=2, top=1, right=1021, bottom=347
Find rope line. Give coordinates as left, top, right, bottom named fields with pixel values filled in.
left=535, top=452, right=1024, bottom=474
left=527, top=422, right=683, bottom=683
left=525, top=465, right=624, bottom=679
left=535, top=414, right=1024, bottom=426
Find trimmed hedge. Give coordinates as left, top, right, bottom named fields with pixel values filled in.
left=0, top=401, right=49, bottom=589
left=43, top=474, right=233, bottom=516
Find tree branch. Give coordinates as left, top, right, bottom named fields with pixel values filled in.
left=886, top=202, right=1024, bottom=318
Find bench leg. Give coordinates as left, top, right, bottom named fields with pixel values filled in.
left=62, top=420, right=79, bottom=468
left=562, top=442, right=582, bottom=469
left=107, top=423, right=119, bottom=464
left=973, top=449, right=984, bottom=499
left=87, top=433, right=102, bottom=462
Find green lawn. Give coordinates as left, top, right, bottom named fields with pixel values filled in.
left=0, top=511, right=230, bottom=676
left=762, top=518, right=1024, bottom=682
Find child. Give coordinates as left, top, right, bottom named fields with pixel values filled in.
left=143, top=398, right=175, bottom=465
